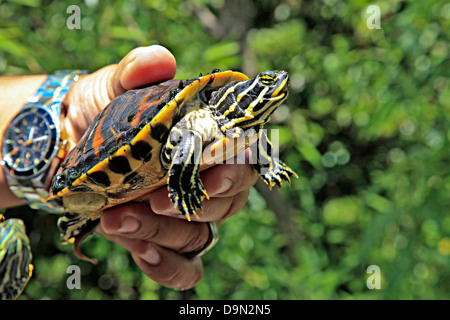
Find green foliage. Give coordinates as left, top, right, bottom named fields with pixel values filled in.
left=1, top=0, right=449, bottom=299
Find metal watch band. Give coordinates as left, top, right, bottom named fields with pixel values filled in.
left=3, top=70, right=87, bottom=213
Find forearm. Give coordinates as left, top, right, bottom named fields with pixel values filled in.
left=0, top=75, right=46, bottom=209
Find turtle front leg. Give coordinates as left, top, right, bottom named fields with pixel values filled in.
left=252, top=130, right=298, bottom=189
left=162, top=128, right=208, bottom=220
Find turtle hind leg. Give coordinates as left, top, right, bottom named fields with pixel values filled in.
left=253, top=130, right=298, bottom=189
left=163, top=128, right=208, bottom=221
left=58, top=212, right=99, bottom=264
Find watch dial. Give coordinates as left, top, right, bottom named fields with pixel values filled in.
left=2, top=107, right=58, bottom=177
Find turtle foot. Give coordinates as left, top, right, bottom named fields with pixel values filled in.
left=258, top=158, right=298, bottom=190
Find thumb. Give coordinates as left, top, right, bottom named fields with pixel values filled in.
left=111, top=45, right=177, bottom=96
left=62, top=45, right=176, bottom=146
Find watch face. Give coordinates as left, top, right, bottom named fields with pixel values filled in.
left=2, top=107, right=59, bottom=178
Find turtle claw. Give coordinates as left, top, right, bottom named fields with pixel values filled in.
left=169, top=187, right=206, bottom=220
left=259, top=158, right=298, bottom=189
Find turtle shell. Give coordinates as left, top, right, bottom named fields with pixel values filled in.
left=50, top=70, right=249, bottom=214
left=0, top=216, right=33, bottom=300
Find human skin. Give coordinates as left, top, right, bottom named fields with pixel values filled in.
left=0, top=45, right=258, bottom=290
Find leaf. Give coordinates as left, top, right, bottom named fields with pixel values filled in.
left=297, top=141, right=322, bottom=169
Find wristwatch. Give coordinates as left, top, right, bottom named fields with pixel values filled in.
left=1, top=70, right=87, bottom=212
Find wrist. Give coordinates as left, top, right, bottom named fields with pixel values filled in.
left=0, top=75, right=46, bottom=208
left=0, top=76, right=47, bottom=140
left=0, top=71, right=86, bottom=211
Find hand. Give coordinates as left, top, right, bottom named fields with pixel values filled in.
left=97, top=159, right=258, bottom=290
left=61, top=45, right=177, bottom=148
left=62, top=46, right=258, bottom=290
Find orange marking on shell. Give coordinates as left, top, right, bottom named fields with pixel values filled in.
left=91, top=117, right=106, bottom=151
left=131, top=93, right=165, bottom=127
left=48, top=71, right=251, bottom=204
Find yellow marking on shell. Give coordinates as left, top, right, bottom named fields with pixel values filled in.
left=131, top=122, right=152, bottom=145
left=203, top=71, right=249, bottom=105
left=208, top=70, right=249, bottom=89
left=87, top=159, right=121, bottom=187
left=139, top=71, right=247, bottom=134
left=51, top=143, right=140, bottom=200
left=156, top=71, right=249, bottom=134
left=150, top=100, right=178, bottom=129
left=172, top=71, right=248, bottom=114
left=177, top=79, right=207, bottom=103
left=115, top=144, right=146, bottom=175
left=50, top=71, right=249, bottom=202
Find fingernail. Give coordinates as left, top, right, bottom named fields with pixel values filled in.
left=139, top=245, right=161, bottom=266
left=215, top=178, right=233, bottom=195
left=118, top=216, right=140, bottom=234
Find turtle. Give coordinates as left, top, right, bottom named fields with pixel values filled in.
left=48, top=69, right=298, bottom=261
left=0, top=214, right=33, bottom=300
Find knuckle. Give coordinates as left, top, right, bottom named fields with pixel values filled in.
left=141, top=220, right=163, bottom=241
left=231, top=164, right=258, bottom=192
left=179, top=224, right=208, bottom=253
left=219, top=190, right=249, bottom=222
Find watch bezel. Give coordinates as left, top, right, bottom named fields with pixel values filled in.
left=2, top=105, right=61, bottom=179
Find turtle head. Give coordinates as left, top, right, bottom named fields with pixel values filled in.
left=247, top=70, right=289, bottom=118
left=212, top=70, right=289, bottom=132
left=254, top=70, right=290, bottom=97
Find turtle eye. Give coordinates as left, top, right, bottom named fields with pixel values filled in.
left=259, top=74, right=276, bottom=86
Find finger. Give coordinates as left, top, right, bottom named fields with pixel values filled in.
left=62, top=67, right=116, bottom=144
left=112, top=45, right=177, bottom=95
left=98, top=207, right=205, bottom=290
left=132, top=244, right=203, bottom=290
left=148, top=187, right=250, bottom=222
left=199, top=188, right=250, bottom=222
left=94, top=231, right=204, bottom=290
left=201, top=162, right=258, bottom=198
left=149, top=162, right=257, bottom=216
left=62, top=46, right=176, bottom=145
left=98, top=203, right=211, bottom=253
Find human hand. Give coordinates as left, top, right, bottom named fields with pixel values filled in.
left=62, top=46, right=258, bottom=290
left=97, top=159, right=258, bottom=290
left=61, top=45, right=177, bottom=148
